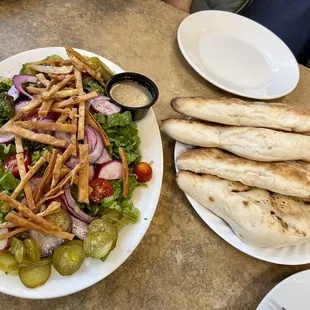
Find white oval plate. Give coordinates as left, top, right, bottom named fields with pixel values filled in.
left=257, top=270, right=310, bottom=310
left=0, top=47, right=163, bottom=299
left=174, top=141, right=310, bottom=265
left=177, top=11, right=299, bottom=99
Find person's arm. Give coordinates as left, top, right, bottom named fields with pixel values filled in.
left=163, top=0, right=193, bottom=13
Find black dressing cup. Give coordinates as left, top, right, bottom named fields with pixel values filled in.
left=105, top=72, right=159, bottom=121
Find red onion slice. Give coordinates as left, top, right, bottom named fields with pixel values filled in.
left=88, top=96, right=121, bottom=116
left=8, top=85, right=20, bottom=101
left=62, top=187, right=95, bottom=224
left=89, top=165, right=95, bottom=181
left=95, top=148, right=111, bottom=164
left=55, top=131, right=71, bottom=147
left=0, top=132, right=15, bottom=144
left=65, top=156, right=79, bottom=169
left=13, top=74, right=38, bottom=99
left=71, top=216, right=89, bottom=240
left=0, top=228, right=10, bottom=250
left=96, top=160, right=123, bottom=180
left=29, top=230, right=65, bottom=258
left=29, top=176, right=43, bottom=192
left=15, top=100, right=30, bottom=112
left=84, top=125, right=104, bottom=163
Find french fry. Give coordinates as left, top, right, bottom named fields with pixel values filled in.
left=6, top=212, right=74, bottom=240
left=2, top=151, right=50, bottom=210
left=0, top=111, right=23, bottom=133
left=37, top=201, right=61, bottom=217
left=30, top=64, right=73, bottom=75
left=66, top=47, right=104, bottom=85
left=78, top=144, right=89, bottom=203
left=36, top=156, right=89, bottom=207
left=48, top=73, right=66, bottom=81
left=35, top=149, right=58, bottom=202
left=51, top=154, right=63, bottom=188
left=56, top=112, right=68, bottom=124
left=42, top=74, right=74, bottom=100
left=0, top=194, right=61, bottom=232
left=15, top=136, right=23, bottom=154
left=85, top=109, right=110, bottom=146
left=52, top=89, right=78, bottom=98
left=45, top=79, right=57, bottom=91
left=61, top=143, right=77, bottom=162
left=38, top=99, right=54, bottom=117
left=26, top=86, right=44, bottom=95
left=45, top=190, right=65, bottom=201
left=119, top=147, right=129, bottom=198
left=71, top=107, right=78, bottom=156
left=52, top=91, right=98, bottom=109
left=0, top=227, right=27, bottom=241
left=14, top=121, right=77, bottom=133
left=36, top=73, right=50, bottom=87
left=16, top=153, right=36, bottom=211
left=74, top=68, right=84, bottom=95
left=74, top=68, right=86, bottom=140
left=2, top=124, right=68, bottom=147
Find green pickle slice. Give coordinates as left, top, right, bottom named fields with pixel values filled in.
left=0, top=251, right=19, bottom=273
left=19, top=259, right=51, bottom=288
left=9, top=237, right=26, bottom=263
left=83, top=232, right=114, bottom=259
left=52, top=241, right=85, bottom=276
left=24, top=239, right=41, bottom=263
left=45, top=209, right=71, bottom=232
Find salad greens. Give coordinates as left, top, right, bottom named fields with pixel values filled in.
left=82, top=77, right=105, bottom=95
left=0, top=144, right=16, bottom=161
left=73, top=174, right=143, bottom=227
left=0, top=163, right=20, bottom=223
left=0, top=93, right=14, bottom=126
left=94, top=111, right=141, bottom=165
left=0, top=77, right=12, bottom=92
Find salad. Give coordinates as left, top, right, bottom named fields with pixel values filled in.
left=0, top=47, right=153, bottom=288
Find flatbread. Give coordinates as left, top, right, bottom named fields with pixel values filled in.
left=177, top=148, right=310, bottom=199
left=171, top=97, right=310, bottom=133
left=176, top=171, right=310, bottom=248
left=161, top=118, right=310, bottom=162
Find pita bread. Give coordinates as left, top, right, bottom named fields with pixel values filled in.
left=161, top=118, right=310, bottom=162
left=177, top=148, right=310, bottom=199
left=176, top=171, right=310, bottom=248
left=171, top=97, right=310, bottom=133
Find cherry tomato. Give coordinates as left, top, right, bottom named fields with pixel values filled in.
left=22, top=111, right=39, bottom=122
left=89, top=178, right=113, bottom=203
left=2, top=151, right=31, bottom=178
left=133, top=162, right=153, bottom=183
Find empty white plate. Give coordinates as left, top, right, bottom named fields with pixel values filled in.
left=177, top=11, right=299, bottom=99
left=257, top=270, right=310, bottom=310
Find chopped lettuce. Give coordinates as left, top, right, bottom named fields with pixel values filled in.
left=0, top=143, right=16, bottom=161
left=0, top=77, right=12, bottom=93
left=0, top=93, right=14, bottom=126
left=0, top=162, right=20, bottom=223
left=100, top=174, right=144, bottom=229
left=82, top=77, right=105, bottom=95
left=94, top=111, right=141, bottom=165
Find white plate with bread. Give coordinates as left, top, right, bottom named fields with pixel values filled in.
left=161, top=96, right=310, bottom=265
left=177, top=11, right=299, bottom=99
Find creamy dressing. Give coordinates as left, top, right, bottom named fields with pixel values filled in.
left=110, top=81, right=152, bottom=107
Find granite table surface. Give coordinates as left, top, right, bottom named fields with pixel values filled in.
left=1, top=0, right=310, bottom=309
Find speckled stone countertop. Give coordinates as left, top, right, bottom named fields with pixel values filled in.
left=1, top=0, right=310, bottom=309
